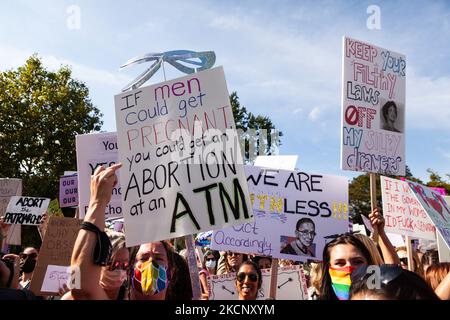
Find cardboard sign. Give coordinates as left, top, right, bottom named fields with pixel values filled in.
left=211, top=166, right=349, bottom=262
left=114, top=67, right=251, bottom=246
left=341, top=37, right=406, bottom=175
left=76, top=132, right=122, bottom=219
left=40, top=265, right=71, bottom=293
left=408, top=180, right=450, bottom=250
left=3, top=196, right=50, bottom=225
left=0, top=179, right=22, bottom=246
left=29, top=216, right=81, bottom=296
left=59, top=175, right=79, bottom=208
left=381, top=176, right=436, bottom=240
left=208, top=265, right=308, bottom=300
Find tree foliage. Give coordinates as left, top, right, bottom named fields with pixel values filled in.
left=0, top=55, right=103, bottom=199
left=426, top=168, right=450, bottom=194
left=230, top=92, right=283, bottom=162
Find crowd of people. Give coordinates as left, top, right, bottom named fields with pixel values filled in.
left=1, top=163, right=450, bottom=301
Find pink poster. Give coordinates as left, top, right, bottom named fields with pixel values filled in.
left=59, top=175, right=78, bottom=208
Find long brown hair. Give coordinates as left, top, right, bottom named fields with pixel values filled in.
left=425, top=262, right=450, bottom=290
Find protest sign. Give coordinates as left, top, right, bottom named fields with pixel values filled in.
left=254, top=155, right=298, bottom=171
left=207, top=265, right=308, bottom=300
left=381, top=176, right=435, bottom=240
left=76, top=132, right=122, bottom=219
left=40, top=265, right=71, bottom=293
left=3, top=196, right=49, bottom=225
left=341, top=37, right=406, bottom=175
left=407, top=180, right=450, bottom=250
left=30, top=216, right=81, bottom=296
left=0, top=179, right=22, bottom=246
left=59, top=174, right=78, bottom=208
left=353, top=223, right=367, bottom=236
left=211, top=166, right=349, bottom=262
left=114, top=66, right=251, bottom=246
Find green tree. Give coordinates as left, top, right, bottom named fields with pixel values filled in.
left=426, top=169, right=450, bottom=194
left=348, top=165, right=422, bottom=223
left=230, top=92, right=283, bottom=163
left=0, top=56, right=102, bottom=203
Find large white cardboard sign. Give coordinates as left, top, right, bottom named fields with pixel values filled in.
left=381, top=176, right=436, bottom=240
left=114, top=67, right=251, bottom=246
left=0, top=179, right=22, bottom=245
left=76, top=132, right=122, bottom=219
left=211, top=166, right=349, bottom=262
left=408, top=180, right=450, bottom=250
left=4, top=196, right=50, bottom=225
left=341, top=37, right=406, bottom=175
left=208, top=265, right=308, bottom=300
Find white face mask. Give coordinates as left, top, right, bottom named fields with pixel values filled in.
left=205, top=260, right=216, bottom=270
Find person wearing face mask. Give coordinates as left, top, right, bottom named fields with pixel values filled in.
left=69, top=164, right=192, bottom=300
left=198, top=250, right=219, bottom=296
left=18, top=247, right=39, bottom=290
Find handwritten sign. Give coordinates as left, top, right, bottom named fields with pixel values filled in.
left=381, top=176, right=436, bottom=240
left=408, top=180, right=450, bottom=250
left=211, top=166, right=349, bottom=262
left=0, top=179, right=22, bottom=246
left=76, top=132, right=122, bottom=219
left=30, top=216, right=81, bottom=296
left=208, top=265, right=308, bottom=300
left=59, top=175, right=78, bottom=208
left=40, top=265, right=71, bottom=293
left=3, top=196, right=49, bottom=225
left=254, top=155, right=298, bottom=171
left=341, top=37, right=406, bottom=175
left=114, top=66, right=251, bottom=246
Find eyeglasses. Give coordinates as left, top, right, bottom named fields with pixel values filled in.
left=297, top=230, right=316, bottom=237
left=399, top=257, right=408, bottom=265
left=110, top=261, right=130, bottom=271
left=351, top=264, right=403, bottom=285
left=237, top=272, right=258, bottom=282
left=227, top=252, right=241, bottom=257
left=20, top=252, right=38, bottom=260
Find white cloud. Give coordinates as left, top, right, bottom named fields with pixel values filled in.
left=308, top=106, right=322, bottom=121
left=209, top=16, right=241, bottom=30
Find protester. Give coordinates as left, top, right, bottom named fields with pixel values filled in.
left=318, top=233, right=374, bottom=300
left=421, top=250, right=439, bottom=272
left=308, top=262, right=323, bottom=300
left=0, top=252, right=36, bottom=300
left=199, top=250, right=219, bottom=296
left=217, top=251, right=247, bottom=275
left=18, top=247, right=39, bottom=290
left=395, top=246, right=424, bottom=277
left=235, top=260, right=262, bottom=300
left=253, top=256, right=272, bottom=270
left=424, top=262, right=450, bottom=290
left=350, top=264, right=439, bottom=300
left=278, top=259, right=295, bottom=267
left=69, top=164, right=192, bottom=300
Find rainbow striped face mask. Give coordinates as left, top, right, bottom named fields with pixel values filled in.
left=328, top=266, right=356, bottom=300
left=133, top=258, right=168, bottom=296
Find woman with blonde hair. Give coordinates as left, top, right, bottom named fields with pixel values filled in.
left=395, top=246, right=424, bottom=277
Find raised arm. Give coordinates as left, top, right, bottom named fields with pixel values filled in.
left=369, top=208, right=401, bottom=265
left=435, top=269, right=450, bottom=300
left=70, top=163, right=122, bottom=300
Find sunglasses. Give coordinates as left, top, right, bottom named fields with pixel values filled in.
left=206, top=258, right=216, bottom=262
left=399, top=257, right=409, bottom=265
left=227, top=252, right=241, bottom=257
left=20, top=252, right=38, bottom=260
left=110, top=261, right=130, bottom=271
left=237, top=272, right=258, bottom=282
left=351, top=264, right=403, bottom=285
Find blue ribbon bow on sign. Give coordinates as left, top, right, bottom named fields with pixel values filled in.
left=120, top=50, right=216, bottom=91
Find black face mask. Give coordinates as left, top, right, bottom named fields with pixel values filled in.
left=20, top=258, right=36, bottom=274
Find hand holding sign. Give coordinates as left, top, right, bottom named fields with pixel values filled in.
left=89, top=163, right=122, bottom=210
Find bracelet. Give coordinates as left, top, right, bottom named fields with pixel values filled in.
left=80, top=222, right=112, bottom=266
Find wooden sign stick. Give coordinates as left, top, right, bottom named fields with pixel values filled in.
left=185, top=234, right=202, bottom=300
left=369, top=173, right=379, bottom=243
left=268, top=258, right=279, bottom=299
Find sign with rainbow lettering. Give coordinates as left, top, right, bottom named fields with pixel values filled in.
left=341, top=37, right=406, bottom=175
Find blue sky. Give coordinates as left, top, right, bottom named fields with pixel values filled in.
left=1, top=0, right=449, bottom=183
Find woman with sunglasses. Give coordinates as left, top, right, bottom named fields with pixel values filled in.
left=395, top=246, right=424, bottom=277
left=18, top=247, right=39, bottom=290
left=235, top=260, right=262, bottom=300
left=217, top=251, right=247, bottom=275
